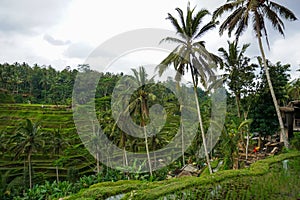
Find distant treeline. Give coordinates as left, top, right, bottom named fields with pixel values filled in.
left=0, top=63, right=121, bottom=104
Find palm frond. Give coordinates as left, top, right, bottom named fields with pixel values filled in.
left=156, top=46, right=180, bottom=76
left=175, top=7, right=187, bottom=32
left=219, top=6, right=243, bottom=36
left=160, top=37, right=186, bottom=45
left=166, top=13, right=184, bottom=35
left=228, top=7, right=245, bottom=37
left=186, top=3, right=193, bottom=37
left=195, top=20, right=216, bottom=39
left=213, top=1, right=241, bottom=20
left=238, top=119, right=253, bottom=131
left=263, top=5, right=285, bottom=36
left=269, top=1, right=297, bottom=21
left=192, top=9, right=210, bottom=36
left=131, top=68, right=140, bottom=86
left=234, top=8, right=249, bottom=39
left=240, top=43, right=250, bottom=56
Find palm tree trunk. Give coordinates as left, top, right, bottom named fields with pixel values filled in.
left=189, top=64, right=212, bottom=174
left=141, top=97, right=152, bottom=176
left=235, top=94, right=241, bottom=118
left=96, top=150, right=100, bottom=174
left=193, top=87, right=213, bottom=174
left=181, top=114, right=185, bottom=166
left=143, top=126, right=152, bottom=176
left=56, top=165, right=59, bottom=182
left=28, top=153, right=32, bottom=189
left=246, top=131, right=249, bottom=160
left=23, top=159, right=26, bottom=193
left=257, top=34, right=289, bottom=148
left=123, top=147, right=128, bottom=166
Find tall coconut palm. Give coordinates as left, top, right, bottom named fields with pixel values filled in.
left=218, top=40, right=255, bottom=118
left=157, top=3, right=218, bottom=174
left=213, top=0, right=297, bottom=148
left=130, top=66, right=155, bottom=176
left=9, top=119, right=45, bottom=189
left=113, top=66, right=156, bottom=175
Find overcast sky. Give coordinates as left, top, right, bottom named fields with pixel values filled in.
left=0, top=0, right=299, bottom=79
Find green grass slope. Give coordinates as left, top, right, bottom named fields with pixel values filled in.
left=64, top=151, right=300, bottom=200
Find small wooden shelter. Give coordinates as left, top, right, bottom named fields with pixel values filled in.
left=280, top=100, right=300, bottom=139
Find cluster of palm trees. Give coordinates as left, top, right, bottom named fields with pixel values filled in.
left=158, top=0, right=297, bottom=173
left=7, top=120, right=67, bottom=189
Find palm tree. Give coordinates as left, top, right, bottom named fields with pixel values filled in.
left=213, top=0, right=297, bottom=148
left=157, top=3, right=218, bottom=174
left=218, top=40, right=255, bottom=118
left=111, top=66, right=156, bottom=175
left=91, top=120, right=102, bottom=174
left=130, top=66, right=155, bottom=176
left=9, top=119, right=45, bottom=189
left=50, top=127, right=68, bottom=182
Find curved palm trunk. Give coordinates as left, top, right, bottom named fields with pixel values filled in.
left=193, top=88, right=212, bottom=174
left=141, top=99, right=152, bottom=176
left=189, top=64, right=212, bottom=174
left=176, top=82, right=185, bottom=166
left=257, top=33, right=289, bottom=148
left=28, top=152, right=32, bottom=189
left=143, top=126, right=152, bottom=176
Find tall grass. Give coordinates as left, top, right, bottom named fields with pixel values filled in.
left=163, top=157, right=300, bottom=200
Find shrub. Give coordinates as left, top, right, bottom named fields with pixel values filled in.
left=291, top=132, right=300, bottom=150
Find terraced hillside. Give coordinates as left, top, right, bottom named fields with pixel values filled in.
left=0, top=103, right=97, bottom=184
left=0, top=102, right=182, bottom=187
left=0, top=104, right=74, bottom=131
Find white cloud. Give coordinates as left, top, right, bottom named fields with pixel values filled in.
left=0, top=0, right=299, bottom=76
left=0, top=0, right=71, bottom=35
left=64, top=42, right=94, bottom=59
left=43, top=34, right=71, bottom=46
left=269, top=32, right=300, bottom=79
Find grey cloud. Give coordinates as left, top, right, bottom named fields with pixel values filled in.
left=44, top=34, right=71, bottom=46
left=64, top=43, right=94, bottom=59
left=0, top=0, right=71, bottom=35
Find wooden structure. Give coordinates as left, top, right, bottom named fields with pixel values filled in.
left=280, top=100, right=300, bottom=139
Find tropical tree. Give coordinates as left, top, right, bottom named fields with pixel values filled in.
left=157, top=3, right=218, bottom=174
left=287, top=78, right=300, bottom=101
left=129, top=66, right=155, bottom=176
left=218, top=40, right=255, bottom=118
left=213, top=0, right=297, bottom=148
left=250, top=60, right=290, bottom=143
left=50, top=127, right=69, bottom=182
left=9, top=119, right=45, bottom=189
left=221, top=118, right=252, bottom=169
left=91, top=121, right=102, bottom=174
